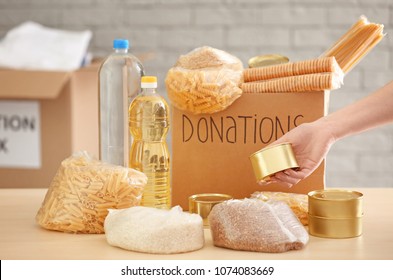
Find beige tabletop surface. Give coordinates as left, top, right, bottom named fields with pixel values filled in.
left=0, top=187, right=392, bottom=260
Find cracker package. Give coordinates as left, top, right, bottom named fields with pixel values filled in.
left=243, top=56, right=343, bottom=83
left=165, top=46, right=243, bottom=114
left=241, top=56, right=344, bottom=93
left=36, top=151, right=147, bottom=234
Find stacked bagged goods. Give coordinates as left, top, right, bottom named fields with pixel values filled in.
left=36, top=151, right=147, bottom=234
left=241, top=56, right=344, bottom=93
left=243, top=56, right=343, bottom=82
left=209, top=199, right=309, bottom=253
left=165, top=46, right=243, bottom=114
left=321, top=15, right=385, bottom=74
left=242, top=72, right=342, bottom=93
left=251, top=191, right=308, bottom=226
left=104, top=206, right=204, bottom=254
left=241, top=15, right=384, bottom=93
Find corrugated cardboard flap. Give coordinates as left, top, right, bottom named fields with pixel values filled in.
left=0, top=68, right=71, bottom=99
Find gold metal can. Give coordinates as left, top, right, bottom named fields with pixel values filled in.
left=248, top=54, right=289, bottom=68
left=308, top=189, right=363, bottom=218
left=249, top=142, right=299, bottom=183
left=189, top=193, right=233, bottom=227
left=308, top=215, right=362, bottom=239
left=308, top=189, right=364, bottom=238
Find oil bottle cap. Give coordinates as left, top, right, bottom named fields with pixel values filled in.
left=141, top=76, right=157, bottom=88
left=113, top=39, right=129, bottom=49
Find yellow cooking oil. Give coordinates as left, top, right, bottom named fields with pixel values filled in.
left=129, top=76, right=171, bottom=209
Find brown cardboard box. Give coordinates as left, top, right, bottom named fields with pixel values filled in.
left=172, top=91, right=329, bottom=209
left=0, top=64, right=99, bottom=188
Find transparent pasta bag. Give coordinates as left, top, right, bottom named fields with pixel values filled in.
left=251, top=191, right=308, bottom=225
left=165, top=46, right=244, bottom=114
left=320, top=15, right=385, bottom=74
left=36, top=151, right=147, bottom=234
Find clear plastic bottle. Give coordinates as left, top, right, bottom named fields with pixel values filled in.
left=99, top=38, right=144, bottom=167
left=129, top=76, right=171, bottom=209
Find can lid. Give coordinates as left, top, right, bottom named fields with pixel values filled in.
left=248, top=54, right=289, bottom=68
left=141, top=76, right=157, bottom=88
left=308, top=189, right=363, bottom=201
left=189, top=193, right=233, bottom=204
left=113, top=39, right=129, bottom=49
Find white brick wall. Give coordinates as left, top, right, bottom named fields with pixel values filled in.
left=1, top=0, right=392, bottom=188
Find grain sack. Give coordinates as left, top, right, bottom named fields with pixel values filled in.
left=165, top=46, right=243, bottom=114
left=36, top=151, right=147, bottom=234
left=104, top=206, right=204, bottom=254
left=209, top=199, right=309, bottom=253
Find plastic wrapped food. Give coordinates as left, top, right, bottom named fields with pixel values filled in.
left=165, top=46, right=243, bottom=114
left=209, top=199, right=309, bottom=253
left=251, top=191, right=308, bottom=225
left=241, top=72, right=342, bottom=93
left=321, top=15, right=384, bottom=74
left=104, top=206, right=204, bottom=254
left=243, top=56, right=344, bottom=83
left=36, top=151, right=147, bottom=234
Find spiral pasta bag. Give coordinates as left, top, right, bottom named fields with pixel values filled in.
left=165, top=46, right=243, bottom=114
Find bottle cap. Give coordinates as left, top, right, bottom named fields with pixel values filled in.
left=141, top=76, right=157, bottom=88
left=113, top=39, right=129, bottom=49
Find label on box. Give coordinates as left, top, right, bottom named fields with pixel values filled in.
left=0, top=100, right=41, bottom=169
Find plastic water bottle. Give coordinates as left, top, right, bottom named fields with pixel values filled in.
left=99, top=39, right=144, bottom=167
left=129, top=76, right=171, bottom=209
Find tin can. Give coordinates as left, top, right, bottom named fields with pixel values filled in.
left=249, top=142, right=299, bottom=183
left=189, top=193, right=233, bottom=227
left=308, top=189, right=363, bottom=218
left=248, top=54, right=289, bottom=68
left=308, top=189, right=363, bottom=238
left=308, top=215, right=362, bottom=238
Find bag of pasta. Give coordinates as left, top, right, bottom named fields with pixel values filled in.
left=251, top=191, right=308, bottom=226
left=36, top=151, right=147, bottom=234
left=165, top=46, right=243, bottom=114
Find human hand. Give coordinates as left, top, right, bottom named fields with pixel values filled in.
left=259, top=120, right=336, bottom=188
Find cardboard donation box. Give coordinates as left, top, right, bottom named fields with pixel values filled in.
left=172, top=91, right=329, bottom=209
left=0, top=64, right=99, bottom=188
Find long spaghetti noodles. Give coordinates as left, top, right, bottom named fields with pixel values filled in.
left=321, top=15, right=385, bottom=74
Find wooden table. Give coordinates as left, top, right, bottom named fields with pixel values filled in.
left=0, top=188, right=392, bottom=260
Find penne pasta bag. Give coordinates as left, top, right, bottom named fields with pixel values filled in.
left=165, top=46, right=244, bottom=114
left=35, top=151, right=147, bottom=234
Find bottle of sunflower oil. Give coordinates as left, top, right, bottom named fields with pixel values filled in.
left=129, top=76, right=170, bottom=209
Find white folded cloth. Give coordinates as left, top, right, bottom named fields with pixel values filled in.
left=0, top=21, right=92, bottom=71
